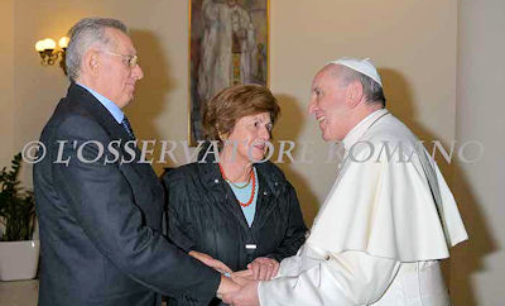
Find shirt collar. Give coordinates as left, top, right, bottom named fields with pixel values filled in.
left=76, top=83, right=124, bottom=124
left=342, top=108, right=389, bottom=151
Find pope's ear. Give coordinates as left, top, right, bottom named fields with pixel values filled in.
left=346, top=80, right=364, bottom=108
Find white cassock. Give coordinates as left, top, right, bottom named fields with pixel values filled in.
left=258, top=109, right=468, bottom=305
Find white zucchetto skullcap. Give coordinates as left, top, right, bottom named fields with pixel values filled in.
left=328, top=57, right=382, bottom=87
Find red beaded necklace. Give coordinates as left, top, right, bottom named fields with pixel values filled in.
left=218, top=163, right=256, bottom=207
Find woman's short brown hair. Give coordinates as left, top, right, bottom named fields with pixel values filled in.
left=202, top=84, right=280, bottom=141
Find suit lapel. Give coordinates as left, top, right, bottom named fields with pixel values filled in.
left=67, top=83, right=131, bottom=142
left=250, top=164, right=282, bottom=229
left=67, top=83, right=159, bottom=184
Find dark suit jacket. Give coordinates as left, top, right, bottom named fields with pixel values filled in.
left=34, top=83, right=220, bottom=306
left=163, top=161, right=307, bottom=306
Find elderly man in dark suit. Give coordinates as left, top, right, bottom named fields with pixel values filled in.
left=33, top=17, right=238, bottom=306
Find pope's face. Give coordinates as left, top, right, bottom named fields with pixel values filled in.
left=308, top=67, right=351, bottom=141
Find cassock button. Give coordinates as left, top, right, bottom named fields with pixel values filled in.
left=214, top=179, right=219, bottom=184
left=263, top=191, right=268, bottom=196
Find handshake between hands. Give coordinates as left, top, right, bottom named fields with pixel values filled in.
left=189, top=251, right=280, bottom=306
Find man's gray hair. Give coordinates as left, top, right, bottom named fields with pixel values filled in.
left=335, top=65, right=386, bottom=107
left=65, top=17, right=128, bottom=81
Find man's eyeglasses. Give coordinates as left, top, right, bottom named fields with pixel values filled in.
left=101, top=50, right=139, bottom=68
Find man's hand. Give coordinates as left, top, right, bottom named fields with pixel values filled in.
left=231, top=269, right=255, bottom=286
left=247, top=257, right=279, bottom=281
left=216, top=275, right=241, bottom=300
left=189, top=250, right=232, bottom=274
left=222, top=280, right=260, bottom=306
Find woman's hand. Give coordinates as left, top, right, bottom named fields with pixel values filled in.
left=189, top=250, right=233, bottom=274
left=247, top=257, right=279, bottom=281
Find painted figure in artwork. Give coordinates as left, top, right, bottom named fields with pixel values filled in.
left=197, top=0, right=258, bottom=103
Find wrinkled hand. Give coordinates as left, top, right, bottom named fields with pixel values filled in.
left=222, top=280, right=260, bottom=306
left=216, top=275, right=241, bottom=300
left=247, top=257, right=279, bottom=281
left=231, top=269, right=255, bottom=286
left=189, top=250, right=232, bottom=274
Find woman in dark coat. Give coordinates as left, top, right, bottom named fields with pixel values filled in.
left=163, top=84, right=307, bottom=305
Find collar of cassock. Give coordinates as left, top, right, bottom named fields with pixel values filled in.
left=342, top=108, right=389, bottom=151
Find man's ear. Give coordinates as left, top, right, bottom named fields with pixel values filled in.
left=346, top=80, right=364, bottom=108
left=82, top=50, right=100, bottom=76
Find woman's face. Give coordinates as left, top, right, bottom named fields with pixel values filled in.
left=223, top=112, right=272, bottom=163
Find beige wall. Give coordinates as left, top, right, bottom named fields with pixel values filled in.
left=451, top=0, right=505, bottom=305
left=6, top=0, right=458, bottom=193
left=269, top=0, right=457, bottom=224
left=0, top=0, right=15, bottom=167
left=10, top=0, right=191, bottom=187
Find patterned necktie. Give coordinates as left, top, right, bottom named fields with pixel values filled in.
left=121, top=117, right=136, bottom=139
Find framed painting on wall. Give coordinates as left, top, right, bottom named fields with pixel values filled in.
left=189, top=0, right=269, bottom=145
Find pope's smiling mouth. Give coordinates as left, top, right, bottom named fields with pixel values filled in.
left=316, top=114, right=327, bottom=127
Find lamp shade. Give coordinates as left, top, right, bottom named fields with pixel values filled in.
left=35, top=40, right=45, bottom=52
left=58, top=36, right=69, bottom=49
left=43, top=38, right=56, bottom=50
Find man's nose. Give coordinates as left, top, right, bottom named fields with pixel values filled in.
left=133, top=64, right=144, bottom=80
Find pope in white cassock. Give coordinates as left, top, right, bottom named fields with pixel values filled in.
left=224, top=58, right=468, bottom=306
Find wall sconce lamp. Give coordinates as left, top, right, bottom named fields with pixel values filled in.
left=35, top=37, right=69, bottom=73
